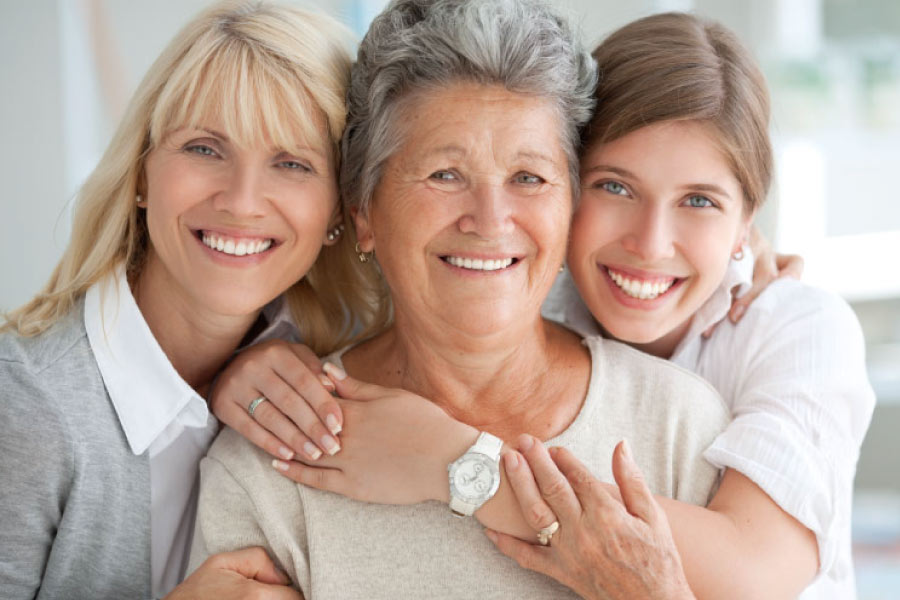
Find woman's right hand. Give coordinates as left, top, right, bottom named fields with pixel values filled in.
left=210, top=340, right=343, bottom=462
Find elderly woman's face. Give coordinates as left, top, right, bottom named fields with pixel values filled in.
left=355, top=83, right=572, bottom=336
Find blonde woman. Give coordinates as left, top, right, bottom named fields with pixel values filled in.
left=0, top=2, right=385, bottom=598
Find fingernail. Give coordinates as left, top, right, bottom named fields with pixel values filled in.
left=272, top=459, right=290, bottom=472
left=303, top=442, right=322, bottom=460
left=321, top=434, right=340, bottom=455
left=326, top=413, right=342, bottom=435
left=278, top=446, right=294, bottom=460
left=730, top=304, right=745, bottom=322
left=518, top=434, right=534, bottom=451
left=503, top=452, right=519, bottom=470
left=323, top=362, right=346, bottom=381
left=318, top=374, right=336, bottom=392
left=485, top=529, right=498, bottom=543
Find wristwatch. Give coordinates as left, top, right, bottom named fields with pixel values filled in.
left=447, top=431, right=502, bottom=517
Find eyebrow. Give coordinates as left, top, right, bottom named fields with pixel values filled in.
left=584, top=164, right=733, bottom=200
left=420, top=145, right=557, bottom=165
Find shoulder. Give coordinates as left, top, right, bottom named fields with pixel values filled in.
left=0, top=300, right=93, bottom=377
left=586, top=334, right=729, bottom=420
left=203, top=428, right=298, bottom=501
left=740, top=278, right=861, bottom=338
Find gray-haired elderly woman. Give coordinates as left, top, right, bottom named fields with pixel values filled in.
left=190, top=0, right=727, bottom=597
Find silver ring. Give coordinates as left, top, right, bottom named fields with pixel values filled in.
left=537, top=521, right=559, bottom=546
left=247, top=396, right=268, bottom=417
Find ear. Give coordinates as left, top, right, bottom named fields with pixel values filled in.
left=352, top=206, right=375, bottom=252
left=733, top=210, right=755, bottom=255
left=322, top=206, right=344, bottom=247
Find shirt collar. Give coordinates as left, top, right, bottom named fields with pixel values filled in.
left=84, top=264, right=209, bottom=456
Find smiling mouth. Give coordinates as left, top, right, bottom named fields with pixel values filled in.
left=198, top=230, right=275, bottom=257
left=441, top=255, right=518, bottom=272
left=606, top=267, right=681, bottom=300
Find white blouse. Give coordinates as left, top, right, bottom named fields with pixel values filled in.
left=544, top=251, right=876, bottom=599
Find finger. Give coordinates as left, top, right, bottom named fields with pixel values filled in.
left=264, top=349, right=342, bottom=437
left=485, top=529, right=559, bottom=580
left=253, top=374, right=341, bottom=457
left=206, top=547, right=290, bottom=585
left=517, top=435, right=581, bottom=521
left=270, top=458, right=347, bottom=495
left=324, top=364, right=392, bottom=402
left=776, top=253, right=804, bottom=280
left=502, top=451, right=559, bottom=532
left=214, top=391, right=298, bottom=461
left=250, top=399, right=326, bottom=461
left=611, top=440, right=659, bottom=525
left=701, top=322, right=717, bottom=339
left=549, top=447, right=619, bottom=512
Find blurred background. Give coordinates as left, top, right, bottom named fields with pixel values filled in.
left=1, top=0, right=898, bottom=595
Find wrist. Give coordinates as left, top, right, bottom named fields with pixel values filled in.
left=428, top=417, right=479, bottom=503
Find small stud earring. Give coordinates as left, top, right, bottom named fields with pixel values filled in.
left=136, top=195, right=143, bottom=204
left=355, top=242, right=370, bottom=263
left=326, top=223, right=344, bottom=242
left=559, top=264, right=565, bottom=273
left=732, top=249, right=744, bottom=261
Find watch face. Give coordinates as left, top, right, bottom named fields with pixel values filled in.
left=449, top=455, right=499, bottom=502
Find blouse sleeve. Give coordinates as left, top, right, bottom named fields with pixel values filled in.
left=702, top=280, right=875, bottom=575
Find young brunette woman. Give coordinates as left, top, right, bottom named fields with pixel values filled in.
left=0, top=2, right=385, bottom=598
left=209, top=11, right=872, bottom=600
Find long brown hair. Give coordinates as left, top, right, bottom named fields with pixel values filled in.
left=586, top=12, right=772, bottom=214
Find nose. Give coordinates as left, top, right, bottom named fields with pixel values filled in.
left=212, top=161, right=267, bottom=218
left=621, top=204, right=675, bottom=262
left=457, top=182, right=515, bottom=239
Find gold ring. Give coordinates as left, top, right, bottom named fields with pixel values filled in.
left=537, top=521, right=559, bottom=546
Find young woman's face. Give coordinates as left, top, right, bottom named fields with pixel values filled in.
left=141, top=118, right=339, bottom=318
left=568, top=120, right=751, bottom=356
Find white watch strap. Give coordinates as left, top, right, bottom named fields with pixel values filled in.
left=470, top=431, right=503, bottom=459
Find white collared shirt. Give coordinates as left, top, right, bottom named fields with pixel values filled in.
left=84, top=265, right=219, bottom=599
left=544, top=250, right=875, bottom=599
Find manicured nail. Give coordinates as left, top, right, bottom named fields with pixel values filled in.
left=272, top=459, right=290, bottom=472
left=503, top=451, right=519, bottom=471
left=730, top=304, right=746, bottom=323
left=318, top=374, right=336, bottom=392
left=485, top=529, right=499, bottom=544
left=323, top=362, right=346, bottom=381
left=321, top=434, right=340, bottom=455
left=518, top=434, right=534, bottom=452
left=326, top=413, right=342, bottom=435
left=278, top=446, right=294, bottom=460
left=303, top=442, right=322, bottom=460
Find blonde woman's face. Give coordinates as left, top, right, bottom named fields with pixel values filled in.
left=140, top=119, right=339, bottom=318
left=569, top=120, right=750, bottom=357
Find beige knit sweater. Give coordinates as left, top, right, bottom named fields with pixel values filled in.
left=190, top=335, right=729, bottom=599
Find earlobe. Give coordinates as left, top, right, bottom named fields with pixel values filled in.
left=352, top=206, right=375, bottom=252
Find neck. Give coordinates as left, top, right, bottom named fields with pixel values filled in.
left=133, top=258, right=259, bottom=397
left=346, top=308, right=586, bottom=434
left=604, top=317, right=692, bottom=360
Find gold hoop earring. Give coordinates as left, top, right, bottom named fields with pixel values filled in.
left=355, top=242, right=370, bottom=263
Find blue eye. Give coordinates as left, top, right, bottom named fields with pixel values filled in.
left=514, top=172, right=544, bottom=185
left=186, top=144, right=217, bottom=157
left=279, top=160, right=311, bottom=172
left=600, top=181, right=628, bottom=196
left=685, top=195, right=714, bottom=208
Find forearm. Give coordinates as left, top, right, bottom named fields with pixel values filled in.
left=657, top=470, right=818, bottom=600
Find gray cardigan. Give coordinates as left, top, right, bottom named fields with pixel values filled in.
left=0, top=299, right=152, bottom=599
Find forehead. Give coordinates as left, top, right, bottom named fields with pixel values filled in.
left=585, top=121, right=738, bottom=185
left=395, top=83, right=568, bottom=164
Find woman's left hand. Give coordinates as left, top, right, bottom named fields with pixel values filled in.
left=487, top=438, right=695, bottom=600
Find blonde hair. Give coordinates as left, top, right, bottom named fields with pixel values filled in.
left=4, top=0, right=389, bottom=354
left=587, top=12, right=772, bottom=213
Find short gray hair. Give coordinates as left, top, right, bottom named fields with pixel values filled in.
left=341, top=0, right=598, bottom=215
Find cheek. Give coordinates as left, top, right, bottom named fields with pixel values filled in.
left=568, top=200, right=617, bottom=261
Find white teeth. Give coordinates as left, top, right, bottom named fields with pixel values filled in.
left=608, top=268, right=675, bottom=300
left=201, top=232, right=273, bottom=257
left=445, top=256, right=514, bottom=271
